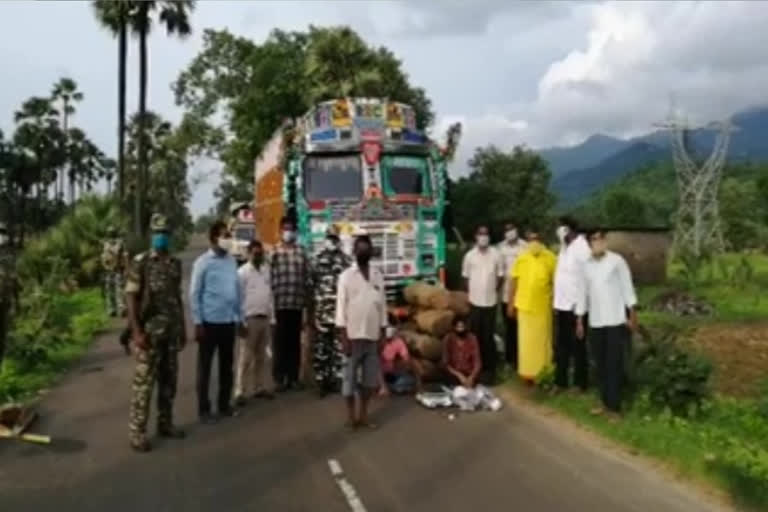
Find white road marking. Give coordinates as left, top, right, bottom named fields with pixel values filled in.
left=327, top=459, right=368, bottom=512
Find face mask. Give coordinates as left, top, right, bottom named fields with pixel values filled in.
left=455, top=326, right=467, bottom=336
left=385, top=326, right=396, bottom=339
left=252, top=252, right=263, bottom=265
left=151, top=233, right=169, bottom=251
left=282, top=230, right=296, bottom=243
left=556, top=226, right=568, bottom=244
left=591, top=239, right=608, bottom=257
left=217, top=237, right=233, bottom=253
left=529, top=241, right=544, bottom=255
left=476, top=235, right=490, bottom=248
left=0, top=234, right=8, bottom=246
left=505, top=230, right=518, bottom=242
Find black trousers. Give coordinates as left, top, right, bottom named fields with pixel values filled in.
left=590, top=325, right=629, bottom=412
left=555, top=310, right=588, bottom=390
left=273, top=309, right=303, bottom=386
left=469, top=305, right=497, bottom=384
left=500, top=302, right=518, bottom=369
left=197, top=322, right=236, bottom=416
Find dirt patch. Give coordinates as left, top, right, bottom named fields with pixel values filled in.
left=690, top=324, right=768, bottom=398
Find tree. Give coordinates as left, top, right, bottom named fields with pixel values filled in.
left=451, top=145, right=555, bottom=240
left=127, top=0, right=195, bottom=238
left=92, top=0, right=135, bottom=203
left=51, top=77, right=84, bottom=203
left=173, top=26, right=434, bottom=207
left=124, top=111, right=193, bottom=250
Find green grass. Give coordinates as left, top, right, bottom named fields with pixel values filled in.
left=0, top=288, right=109, bottom=402
left=521, top=385, right=768, bottom=510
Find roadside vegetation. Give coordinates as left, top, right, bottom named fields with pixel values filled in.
left=0, top=197, right=121, bottom=402
left=532, top=253, right=768, bottom=510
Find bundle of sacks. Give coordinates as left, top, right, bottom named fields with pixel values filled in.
left=400, top=282, right=470, bottom=381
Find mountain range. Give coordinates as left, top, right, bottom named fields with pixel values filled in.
left=540, top=106, right=768, bottom=206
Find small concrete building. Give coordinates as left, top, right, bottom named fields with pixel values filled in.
left=603, top=227, right=672, bottom=285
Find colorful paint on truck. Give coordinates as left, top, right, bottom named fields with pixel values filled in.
left=254, top=98, right=460, bottom=300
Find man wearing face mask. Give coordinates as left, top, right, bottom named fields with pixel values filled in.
left=270, top=216, right=314, bottom=392
left=234, top=240, right=276, bottom=406
left=336, top=234, right=387, bottom=429
left=496, top=222, right=526, bottom=371
left=0, top=222, right=19, bottom=368
left=553, top=217, right=592, bottom=393
left=190, top=220, right=242, bottom=423
left=462, top=225, right=504, bottom=385
left=125, top=213, right=187, bottom=452
left=576, top=229, right=637, bottom=419
left=508, top=229, right=556, bottom=385
left=311, top=225, right=351, bottom=397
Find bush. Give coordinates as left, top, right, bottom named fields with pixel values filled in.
left=18, top=195, right=125, bottom=287
left=634, top=332, right=713, bottom=417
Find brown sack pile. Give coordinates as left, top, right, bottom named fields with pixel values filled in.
left=398, top=282, right=470, bottom=381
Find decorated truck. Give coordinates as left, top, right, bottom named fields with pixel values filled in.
left=254, top=97, right=460, bottom=300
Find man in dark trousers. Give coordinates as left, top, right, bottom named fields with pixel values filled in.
left=270, top=216, right=313, bottom=392
left=461, top=225, right=503, bottom=385
left=189, top=220, right=242, bottom=423
left=553, top=216, right=591, bottom=392
left=576, top=228, right=638, bottom=420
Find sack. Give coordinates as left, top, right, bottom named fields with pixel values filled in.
left=447, top=291, right=470, bottom=316
left=414, top=309, right=454, bottom=337
left=403, top=282, right=442, bottom=308
left=402, top=331, right=442, bottom=361
left=427, top=289, right=452, bottom=310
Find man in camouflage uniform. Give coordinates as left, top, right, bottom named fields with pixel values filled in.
left=312, top=225, right=351, bottom=396
left=0, top=222, right=19, bottom=367
left=101, top=226, right=129, bottom=318
left=125, top=213, right=186, bottom=452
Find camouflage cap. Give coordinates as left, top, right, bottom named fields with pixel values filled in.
left=150, top=213, right=169, bottom=232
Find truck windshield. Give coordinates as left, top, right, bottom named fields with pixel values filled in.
left=234, top=226, right=254, bottom=241
left=381, top=155, right=432, bottom=197
left=303, top=155, right=362, bottom=201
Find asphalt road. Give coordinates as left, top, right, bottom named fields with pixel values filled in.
left=0, top=243, right=731, bottom=512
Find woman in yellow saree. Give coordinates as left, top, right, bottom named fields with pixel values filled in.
left=507, top=229, right=557, bottom=382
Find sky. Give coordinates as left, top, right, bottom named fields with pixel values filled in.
left=1, top=0, right=768, bottom=215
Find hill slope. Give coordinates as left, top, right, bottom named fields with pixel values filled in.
left=545, top=106, right=768, bottom=205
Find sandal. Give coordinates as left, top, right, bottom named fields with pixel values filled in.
left=356, top=420, right=378, bottom=430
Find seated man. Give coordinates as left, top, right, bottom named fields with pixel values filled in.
left=441, top=316, right=482, bottom=388
left=379, top=326, right=423, bottom=395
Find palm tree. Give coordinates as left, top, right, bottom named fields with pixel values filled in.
left=92, top=0, right=133, bottom=205
left=51, top=77, right=83, bottom=204
left=130, top=0, right=195, bottom=236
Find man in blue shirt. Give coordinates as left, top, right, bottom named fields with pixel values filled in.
left=189, top=220, right=243, bottom=423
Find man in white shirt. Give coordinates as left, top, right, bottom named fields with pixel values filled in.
left=234, top=240, right=276, bottom=406
left=553, top=217, right=591, bottom=392
left=576, top=229, right=638, bottom=418
left=462, top=225, right=503, bottom=385
left=497, top=222, right=526, bottom=371
left=335, top=235, right=387, bottom=429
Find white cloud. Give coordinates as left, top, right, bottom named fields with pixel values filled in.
left=444, top=0, right=768, bottom=173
